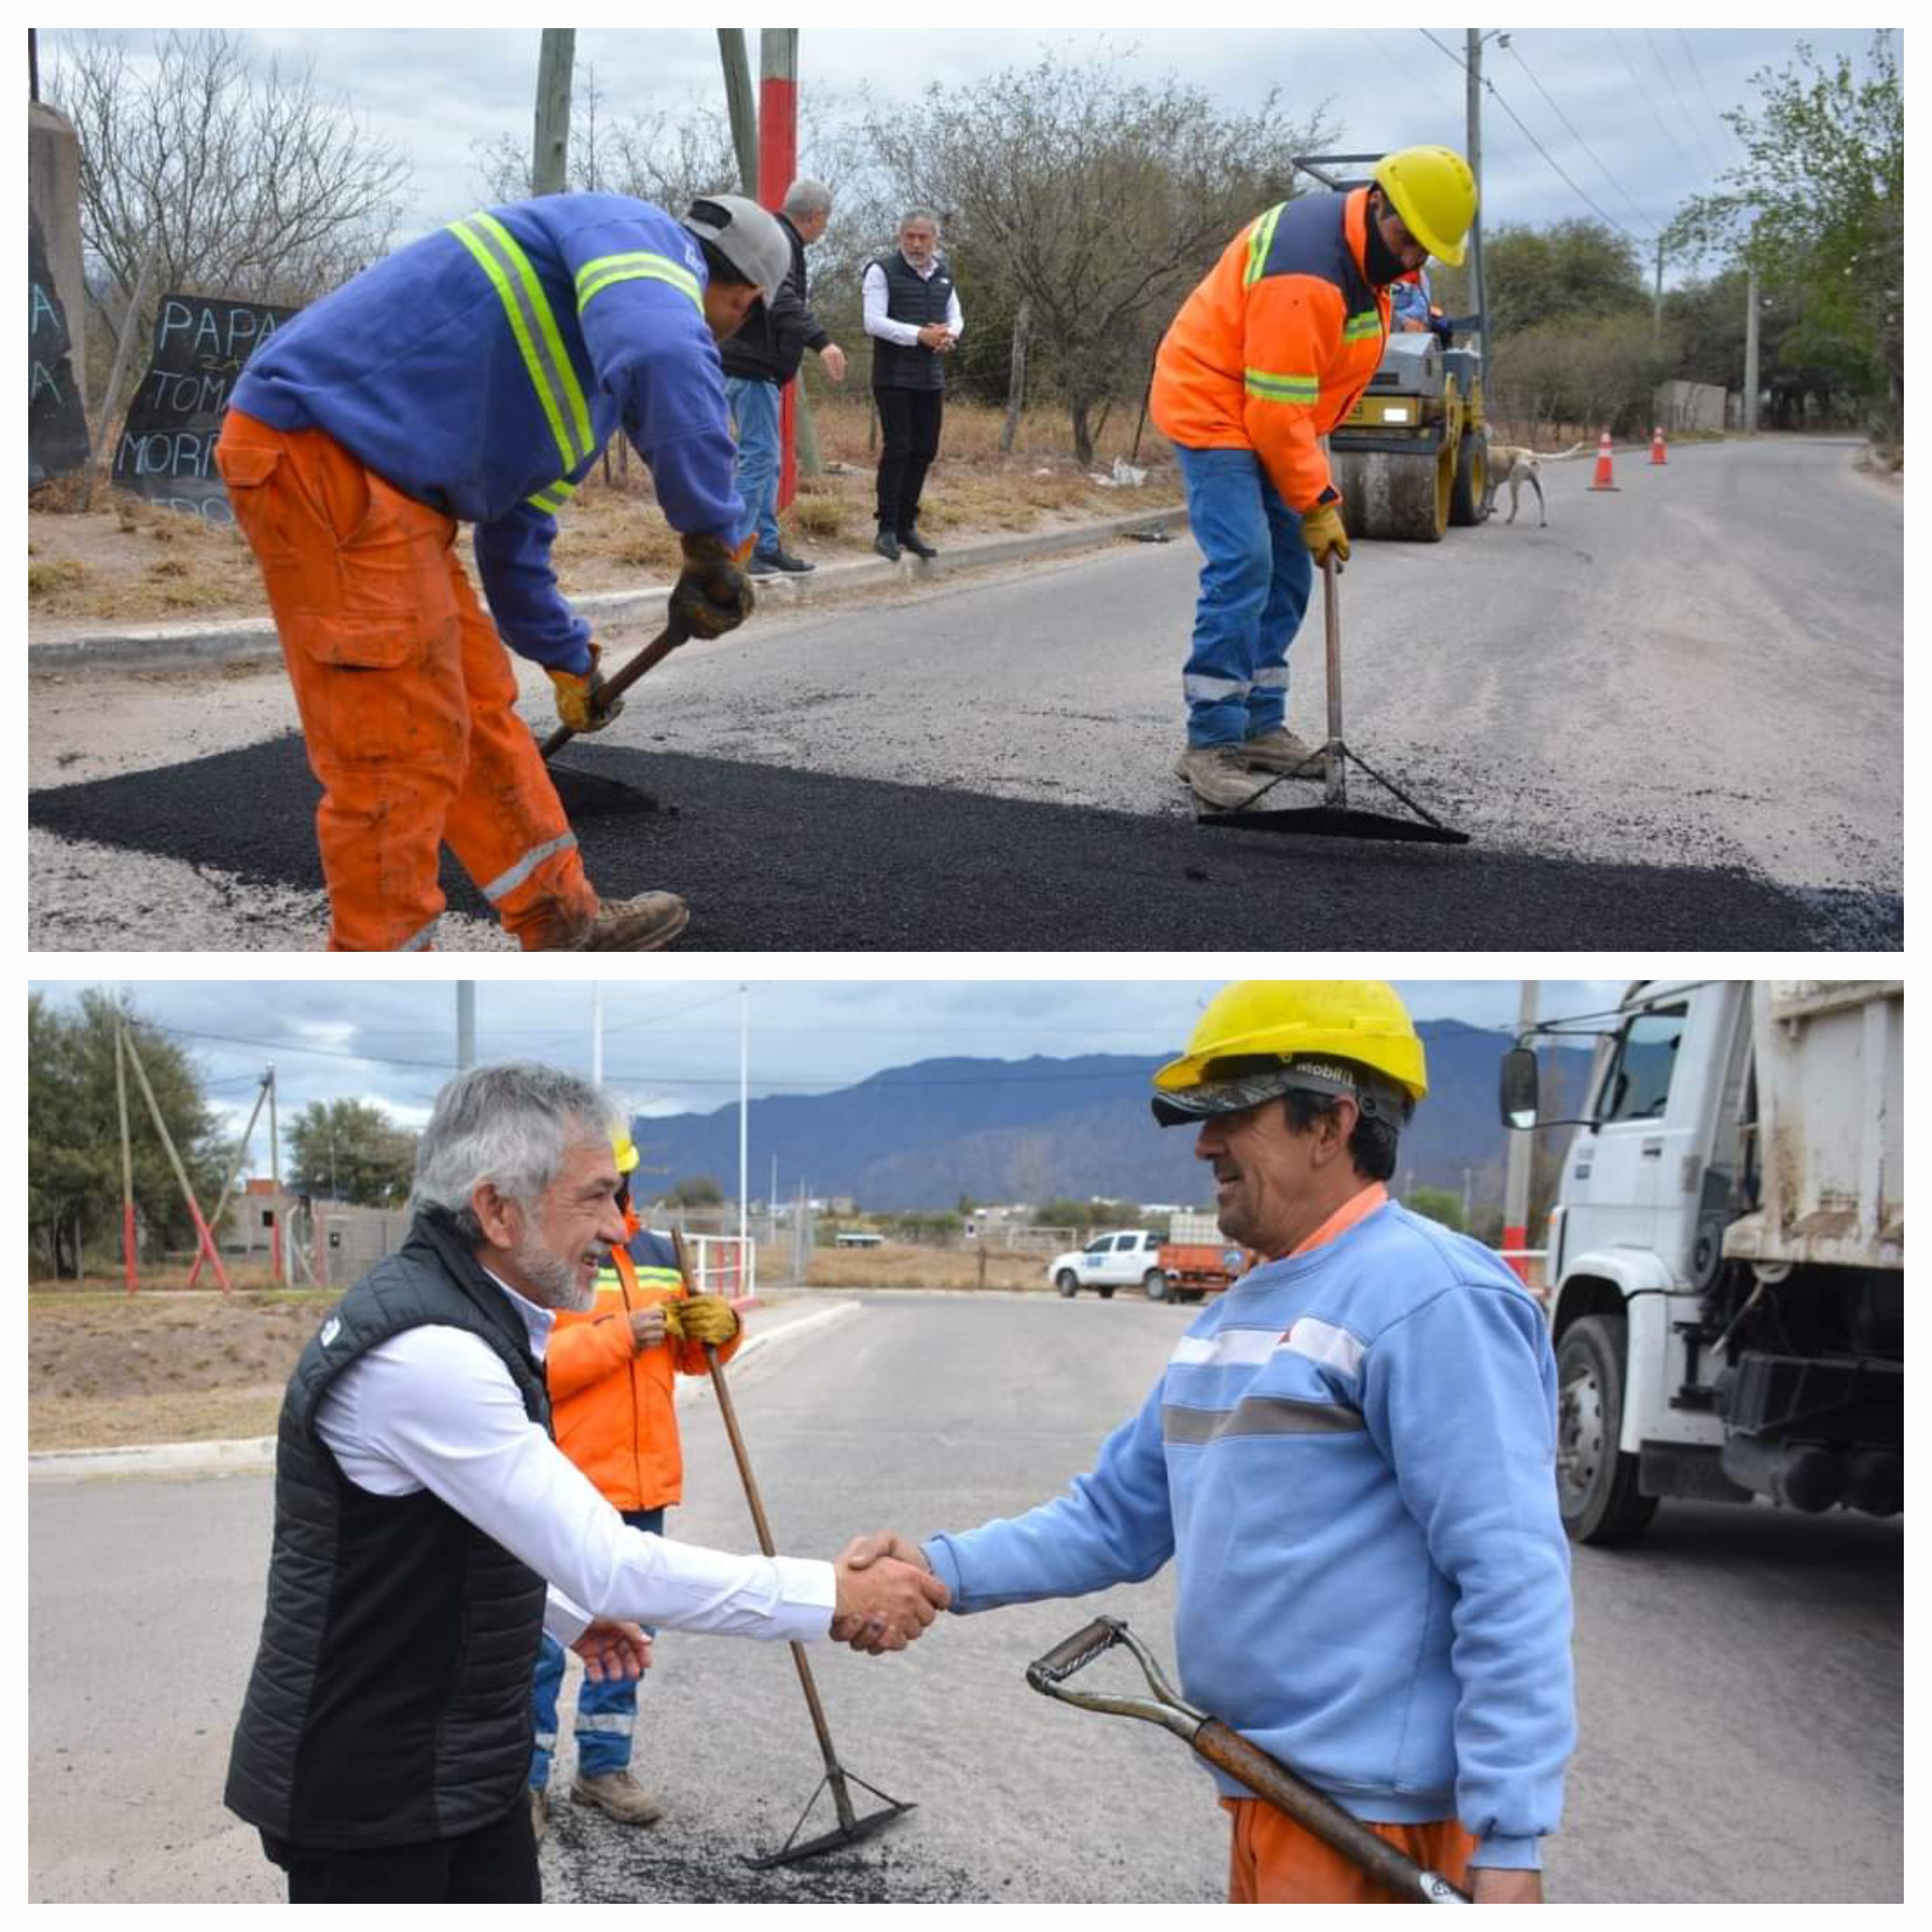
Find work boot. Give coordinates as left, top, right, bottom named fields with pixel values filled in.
left=1174, top=744, right=1268, bottom=812
left=872, top=527, right=902, bottom=561
left=765, top=548, right=815, bottom=574
left=897, top=527, right=937, bottom=559
left=548, top=892, right=690, bottom=952
left=1240, top=727, right=1327, bottom=780
left=570, top=1769, right=664, bottom=1827
left=529, top=1785, right=548, bottom=1844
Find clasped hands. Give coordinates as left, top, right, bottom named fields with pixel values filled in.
left=830, top=1529, right=945, bottom=1654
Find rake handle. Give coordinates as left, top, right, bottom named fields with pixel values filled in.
left=668, top=1230, right=859, bottom=1835
left=538, top=614, right=689, bottom=761
left=1320, top=553, right=1346, bottom=810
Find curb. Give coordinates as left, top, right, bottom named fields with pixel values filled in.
left=27, top=507, right=1188, bottom=675
left=26, top=1297, right=862, bottom=1481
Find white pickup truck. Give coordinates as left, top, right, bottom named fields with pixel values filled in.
left=1046, top=1229, right=1167, bottom=1299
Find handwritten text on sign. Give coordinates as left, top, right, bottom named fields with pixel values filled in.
left=113, top=294, right=299, bottom=521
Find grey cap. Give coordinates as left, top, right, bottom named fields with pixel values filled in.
left=1150, top=1055, right=1413, bottom=1128
left=681, top=194, right=790, bottom=305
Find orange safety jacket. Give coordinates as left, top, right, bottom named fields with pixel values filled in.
left=1150, top=187, right=1391, bottom=514
left=544, top=1236, right=742, bottom=1511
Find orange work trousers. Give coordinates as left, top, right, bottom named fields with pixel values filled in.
left=214, top=410, right=598, bottom=951
left=1224, top=1797, right=1477, bottom=1904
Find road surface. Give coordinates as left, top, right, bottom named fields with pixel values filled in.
left=30, top=1292, right=1902, bottom=1902
left=27, top=437, right=1900, bottom=950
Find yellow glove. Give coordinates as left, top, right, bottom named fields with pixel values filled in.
left=1301, top=501, right=1351, bottom=570
left=663, top=1293, right=739, bottom=1346
left=547, top=641, right=622, bottom=733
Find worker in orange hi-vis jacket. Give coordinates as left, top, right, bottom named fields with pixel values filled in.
left=1149, top=148, right=1477, bottom=812
left=526, top=1130, right=744, bottom=1839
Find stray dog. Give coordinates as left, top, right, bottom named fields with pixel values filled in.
left=1483, top=443, right=1547, bottom=526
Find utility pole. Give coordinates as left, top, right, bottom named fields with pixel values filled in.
left=1501, top=981, right=1538, bottom=1278
left=189, top=1069, right=272, bottom=1288
left=1653, top=236, right=1665, bottom=347
left=1466, top=28, right=1485, bottom=334
left=457, top=981, right=476, bottom=1071
left=1461, top=1167, right=1475, bottom=1232
left=718, top=32, right=759, bottom=196
left=268, top=1063, right=288, bottom=1287
left=759, top=30, right=808, bottom=500
left=122, top=1023, right=231, bottom=1293
left=114, top=1006, right=138, bottom=1295
left=533, top=30, right=576, bottom=196
left=1743, top=258, right=1761, bottom=435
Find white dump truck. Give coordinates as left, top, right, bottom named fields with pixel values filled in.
left=1501, top=980, right=1902, bottom=1545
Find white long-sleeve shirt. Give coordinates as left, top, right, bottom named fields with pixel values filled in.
left=862, top=256, right=964, bottom=347
left=313, top=1271, right=835, bottom=1649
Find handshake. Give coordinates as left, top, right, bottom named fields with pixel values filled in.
left=829, top=1531, right=944, bottom=1655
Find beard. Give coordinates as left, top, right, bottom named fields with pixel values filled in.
left=511, top=1226, right=598, bottom=1313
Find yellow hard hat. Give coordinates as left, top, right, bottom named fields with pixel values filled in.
left=611, top=1129, right=640, bottom=1175
left=1373, top=146, right=1477, bottom=266
left=1150, top=981, right=1428, bottom=1126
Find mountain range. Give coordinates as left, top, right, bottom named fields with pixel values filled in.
left=634, top=1020, right=1591, bottom=1213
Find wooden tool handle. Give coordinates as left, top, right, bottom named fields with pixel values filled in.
left=538, top=614, right=688, bottom=760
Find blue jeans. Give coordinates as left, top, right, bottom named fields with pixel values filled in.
left=1173, top=443, right=1313, bottom=747
left=724, top=375, right=783, bottom=557
left=529, top=1506, right=663, bottom=1788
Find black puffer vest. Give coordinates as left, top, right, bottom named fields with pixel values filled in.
left=869, top=252, right=953, bottom=392
left=224, top=1212, right=552, bottom=1849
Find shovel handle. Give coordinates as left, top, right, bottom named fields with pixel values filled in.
left=1320, top=554, right=1346, bottom=809
left=538, top=612, right=690, bottom=761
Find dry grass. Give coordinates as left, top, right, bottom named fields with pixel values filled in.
left=804, top=1242, right=1052, bottom=1292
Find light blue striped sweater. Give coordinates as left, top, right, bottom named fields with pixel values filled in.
left=925, top=1197, right=1574, bottom=1870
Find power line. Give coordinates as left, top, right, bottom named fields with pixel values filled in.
left=1609, top=30, right=1705, bottom=187
left=1646, top=28, right=1725, bottom=176
left=1507, top=38, right=1660, bottom=235
left=1677, top=30, right=1750, bottom=164
left=1355, top=25, right=1446, bottom=100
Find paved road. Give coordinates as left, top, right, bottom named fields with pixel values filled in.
left=26, top=437, right=1901, bottom=950
left=30, top=1293, right=1901, bottom=1903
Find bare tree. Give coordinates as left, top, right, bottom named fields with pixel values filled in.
left=47, top=28, right=411, bottom=347
left=861, top=48, right=1338, bottom=464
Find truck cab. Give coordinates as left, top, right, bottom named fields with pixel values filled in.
left=1047, top=1230, right=1165, bottom=1300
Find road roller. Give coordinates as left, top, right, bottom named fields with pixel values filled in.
left=1330, top=328, right=1490, bottom=542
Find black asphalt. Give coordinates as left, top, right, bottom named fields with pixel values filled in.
left=28, top=733, right=1900, bottom=949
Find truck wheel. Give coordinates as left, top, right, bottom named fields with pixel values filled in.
left=1143, top=1269, right=1170, bottom=1302
left=1056, top=1270, right=1079, bottom=1298
left=1097, top=1284, right=1116, bottom=1299
left=1450, top=429, right=1489, bottom=525
left=1555, top=1315, right=1658, bottom=1546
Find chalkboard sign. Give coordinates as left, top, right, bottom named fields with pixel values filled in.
left=29, top=214, right=91, bottom=487
left=112, top=292, right=299, bottom=522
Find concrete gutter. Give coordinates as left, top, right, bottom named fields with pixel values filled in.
left=28, top=506, right=1187, bottom=675
left=27, top=1297, right=861, bottom=1482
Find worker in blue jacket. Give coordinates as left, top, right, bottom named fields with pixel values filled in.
left=217, top=193, right=790, bottom=953
left=839, top=980, right=1575, bottom=1904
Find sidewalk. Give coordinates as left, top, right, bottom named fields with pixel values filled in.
left=27, top=507, right=1187, bottom=674
left=27, top=1297, right=861, bottom=1481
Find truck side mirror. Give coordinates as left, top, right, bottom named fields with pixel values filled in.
left=1500, top=1046, right=1540, bottom=1130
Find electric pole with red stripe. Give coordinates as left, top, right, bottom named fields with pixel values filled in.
left=759, top=29, right=799, bottom=511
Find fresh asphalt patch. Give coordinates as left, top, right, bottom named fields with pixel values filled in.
left=28, top=733, right=1898, bottom=949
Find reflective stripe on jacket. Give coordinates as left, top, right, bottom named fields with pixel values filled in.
left=544, top=1231, right=743, bottom=1511
left=1150, top=188, right=1389, bottom=513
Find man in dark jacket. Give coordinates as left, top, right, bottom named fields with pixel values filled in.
left=224, top=1062, right=947, bottom=1902
left=720, top=178, right=847, bottom=576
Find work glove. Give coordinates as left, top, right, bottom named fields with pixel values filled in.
left=1301, top=502, right=1351, bottom=570
left=663, top=1293, right=739, bottom=1347
left=670, top=533, right=757, bottom=641
left=547, top=641, right=622, bottom=733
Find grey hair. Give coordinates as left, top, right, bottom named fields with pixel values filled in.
left=898, top=207, right=940, bottom=234
left=410, top=1063, right=623, bottom=1243
left=783, top=178, right=833, bottom=222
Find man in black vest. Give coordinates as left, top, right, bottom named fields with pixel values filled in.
left=863, top=209, right=963, bottom=561
left=225, top=1062, right=949, bottom=1902
left=719, top=178, right=849, bottom=577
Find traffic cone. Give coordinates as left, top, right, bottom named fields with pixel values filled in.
left=1650, top=425, right=1668, bottom=465
left=1588, top=427, right=1619, bottom=492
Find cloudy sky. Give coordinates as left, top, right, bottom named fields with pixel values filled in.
left=31, top=977, right=1627, bottom=1144
left=42, top=24, right=1885, bottom=280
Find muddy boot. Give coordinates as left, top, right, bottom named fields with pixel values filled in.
left=1240, top=727, right=1326, bottom=780
left=1174, top=744, right=1267, bottom=812
left=545, top=892, right=690, bottom=952
left=570, top=1769, right=664, bottom=1827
